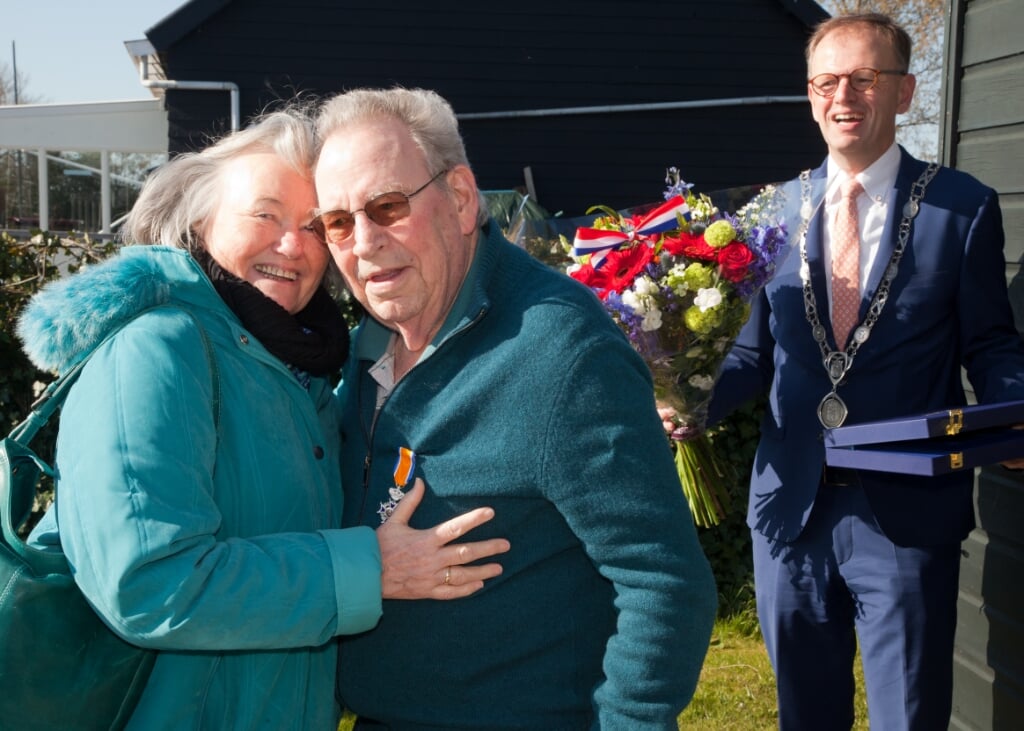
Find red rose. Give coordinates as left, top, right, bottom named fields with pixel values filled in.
left=717, top=242, right=755, bottom=282
left=663, top=232, right=717, bottom=261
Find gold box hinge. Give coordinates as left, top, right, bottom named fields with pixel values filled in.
left=946, top=409, right=964, bottom=436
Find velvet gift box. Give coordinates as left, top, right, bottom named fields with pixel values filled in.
left=823, top=400, right=1024, bottom=476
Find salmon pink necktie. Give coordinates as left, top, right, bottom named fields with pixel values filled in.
left=831, top=178, right=864, bottom=348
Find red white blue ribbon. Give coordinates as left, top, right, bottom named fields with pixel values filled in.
left=378, top=446, right=417, bottom=524
left=571, top=195, right=691, bottom=262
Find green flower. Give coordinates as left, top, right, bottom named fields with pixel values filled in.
left=665, top=263, right=690, bottom=294
left=593, top=216, right=622, bottom=231
left=683, top=305, right=722, bottom=335
left=688, top=193, right=719, bottom=223
left=681, top=262, right=714, bottom=290
left=704, top=220, right=738, bottom=248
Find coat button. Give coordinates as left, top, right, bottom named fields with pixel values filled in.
left=239, top=334, right=249, bottom=345
left=313, top=445, right=325, bottom=459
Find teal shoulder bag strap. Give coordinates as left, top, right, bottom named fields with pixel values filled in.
left=0, top=306, right=219, bottom=731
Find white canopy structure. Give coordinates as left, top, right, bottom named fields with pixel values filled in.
left=0, top=96, right=168, bottom=233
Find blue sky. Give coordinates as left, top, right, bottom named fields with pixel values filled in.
left=3, top=1, right=187, bottom=104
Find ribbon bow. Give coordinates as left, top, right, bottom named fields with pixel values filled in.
left=572, top=195, right=691, bottom=264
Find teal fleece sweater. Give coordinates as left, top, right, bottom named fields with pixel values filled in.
left=337, top=223, right=717, bottom=730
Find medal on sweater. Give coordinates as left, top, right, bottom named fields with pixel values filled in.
left=377, top=447, right=416, bottom=524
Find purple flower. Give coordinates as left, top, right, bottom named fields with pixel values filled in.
left=663, top=166, right=695, bottom=201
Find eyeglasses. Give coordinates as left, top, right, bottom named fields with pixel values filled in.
left=312, top=169, right=448, bottom=244
left=808, top=68, right=907, bottom=97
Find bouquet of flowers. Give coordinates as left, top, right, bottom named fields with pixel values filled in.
left=566, top=168, right=787, bottom=527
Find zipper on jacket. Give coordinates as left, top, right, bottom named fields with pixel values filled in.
left=354, top=305, right=488, bottom=523
left=357, top=374, right=392, bottom=522
left=359, top=452, right=372, bottom=519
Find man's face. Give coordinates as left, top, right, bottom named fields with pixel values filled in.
left=807, top=26, right=916, bottom=173
left=314, top=117, right=479, bottom=346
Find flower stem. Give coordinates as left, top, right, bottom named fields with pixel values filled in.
left=673, top=434, right=733, bottom=528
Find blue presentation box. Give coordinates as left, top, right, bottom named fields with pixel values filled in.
left=824, top=400, right=1024, bottom=476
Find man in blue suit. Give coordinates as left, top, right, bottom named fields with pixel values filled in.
left=708, top=12, right=1024, bottom=730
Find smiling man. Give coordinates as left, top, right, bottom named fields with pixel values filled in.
left=706, top=12, right=1024, bottom=731
left=312, top=87, right=717, bottom=730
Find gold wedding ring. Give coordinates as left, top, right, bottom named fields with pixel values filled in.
left=444, top=566, right=452, bottom=586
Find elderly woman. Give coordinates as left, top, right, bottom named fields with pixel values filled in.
left=17, top=109, right=507, bottom=730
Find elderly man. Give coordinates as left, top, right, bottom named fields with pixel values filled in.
left=312, top=87, right=717, bottom=730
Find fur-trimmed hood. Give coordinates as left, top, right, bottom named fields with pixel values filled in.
left=16, top=245, right=213, bottom=373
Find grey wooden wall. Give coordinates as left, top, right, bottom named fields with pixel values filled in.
left=943, top=1, right=1024, bottom=728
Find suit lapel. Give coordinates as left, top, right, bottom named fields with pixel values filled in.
left=803, top=165, right=837, bottom=348
left=860, top=187, right=900, bottom=317
left=861, top=151, right=924, bottom=321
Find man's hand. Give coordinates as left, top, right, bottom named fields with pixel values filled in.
left=657, top=404, right=701, bottom=442
left=657, top=406, right=678, bottom=436
left=376, top=479, right=511, bottom=600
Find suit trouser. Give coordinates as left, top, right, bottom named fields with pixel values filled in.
left=752, top=480, right=961, bottom=731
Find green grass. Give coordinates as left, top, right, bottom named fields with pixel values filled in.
left=678, top=616, right=869, bottom=730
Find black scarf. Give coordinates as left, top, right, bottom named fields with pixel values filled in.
left=193, top=248, right=349, bottom=377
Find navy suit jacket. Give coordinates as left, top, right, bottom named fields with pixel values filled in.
left=710, top=148, right=1024, bottom=547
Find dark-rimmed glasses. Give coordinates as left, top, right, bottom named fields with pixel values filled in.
left=312, top=169, right=448, bottom=244
left=808, top=68, right=907, bottom=97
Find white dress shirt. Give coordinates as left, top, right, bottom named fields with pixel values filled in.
left=824, top=143, right=901, bottom=312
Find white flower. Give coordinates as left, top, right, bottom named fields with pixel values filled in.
left=688, top=374, right=715, bottom=391
left=633, top=275, right=659, bottom=296
left=623, top=277, right=663, bottom=325
left=621, top=289, right=644, bottom=314
left=694, top=287, right=723, bottom=312
left=669, top=264, right=691, bottom=295
left=641, top=308, right=663, bottom=331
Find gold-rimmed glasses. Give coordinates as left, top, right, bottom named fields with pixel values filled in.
left=808, top=68, right=907, bottom=97
left=312, top=169, right=448, bottom=244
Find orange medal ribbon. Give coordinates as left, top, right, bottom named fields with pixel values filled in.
left=377, top=447, right=416, bottom=523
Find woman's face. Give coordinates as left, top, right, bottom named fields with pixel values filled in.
left=201, top=152, right=328, bottom=314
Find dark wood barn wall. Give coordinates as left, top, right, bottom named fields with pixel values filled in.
left=945, top=0, right=1024, bottom=729
left=151, top=0, right=826, bottom=216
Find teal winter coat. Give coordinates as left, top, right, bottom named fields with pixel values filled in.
left=18, top=246, right=381, bottom=730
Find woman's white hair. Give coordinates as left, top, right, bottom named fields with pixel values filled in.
left=122, top=105, right=317, bottom=251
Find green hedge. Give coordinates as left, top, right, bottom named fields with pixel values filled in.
left=1, top=232, right=119, bottom=531
left=701, top=400, right=762, bottom=622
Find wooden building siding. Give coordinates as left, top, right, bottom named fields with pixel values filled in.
left=147, top=0, right=827, bottom=216
left=945, top=0, right=1024, bottom=728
